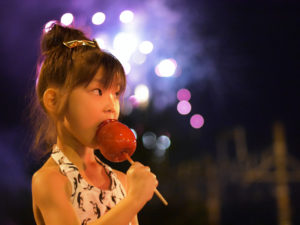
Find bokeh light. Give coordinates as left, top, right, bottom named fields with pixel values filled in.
left=128, top=95, right=139, bottom=107
left=177, top=100, right=192, bottom=115
left=92, top=12, right=106, bottom=25
left=190, top=114, right=205, bottom=129
left=60, top=13, right=74, bottom=26
left=113, top=32, right=138, bottom=61
left=134, top=84, right=150, bottom=104
left=177, top=88, right=191, bottom=101
left=132, top=52, right=147, bottom=65
left=130, top=128, right=137, bottom=139
left=142, top=132, right=157, bottom=150
left=139, top=41, right=154, bottom=54
left=44, top=20, right=56, bottom=33
left=123, top=85, right=132, bottom=98
left=155, top=58, right=177, bottom=77
left=156, top=135, right=171, bottom=151
left=154, top=135, right=170, bottom=158
left=119, top=10, right=134, bottom=23
left=122, top=62, right=131, bottom=74
left=95, top=37, right=106, bottom=49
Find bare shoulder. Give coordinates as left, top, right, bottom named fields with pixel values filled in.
left=113, top=169, right=127, bottom=190
left=32, top=157, right=65, bottom=188
left=32, top=159, right=81, bottom=224
left=32, top=158, right=71, bottom=205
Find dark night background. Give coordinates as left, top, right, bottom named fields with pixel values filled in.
left=0, top=0, right=299, bottom=224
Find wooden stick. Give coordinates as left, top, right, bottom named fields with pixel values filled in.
left=124, top=153, right=168, bottom=206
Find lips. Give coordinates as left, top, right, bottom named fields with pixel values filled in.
left=97, top=119, right=117, bottom=130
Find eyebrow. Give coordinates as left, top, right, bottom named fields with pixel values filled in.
left=93, top=78, right=121, bottom=89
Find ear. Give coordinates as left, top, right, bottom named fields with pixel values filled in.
left=43, top=88, right=59, bottom=115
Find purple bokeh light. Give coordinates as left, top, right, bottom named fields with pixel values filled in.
left=190, top=114, right=204, bottom=129
left=177, top=100, right=192, bottom=115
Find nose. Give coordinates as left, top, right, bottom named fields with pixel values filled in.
left=103, top=93, right=117, bottom=114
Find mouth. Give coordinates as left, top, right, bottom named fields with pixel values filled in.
left=97, top=119, right=118, bottom=130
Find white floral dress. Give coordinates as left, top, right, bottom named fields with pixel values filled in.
left=51, top=145, right=127, bottom=225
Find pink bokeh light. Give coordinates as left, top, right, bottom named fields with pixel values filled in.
left=190, top=114, right=204, bottom=129
left=128, top=95, right=139, bottom=107
left=177, top=88, right=191, bottom=101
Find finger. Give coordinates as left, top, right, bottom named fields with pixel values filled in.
left=131, top=162, right=144, bottom=168
left=131, top=163, right=151, bottom=173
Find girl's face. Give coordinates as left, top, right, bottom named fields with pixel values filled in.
left=60, top=67, right=122, bottom=148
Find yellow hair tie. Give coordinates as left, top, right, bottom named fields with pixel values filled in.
left=63, top=40, right=98, bottom=48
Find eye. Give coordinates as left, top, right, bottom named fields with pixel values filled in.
left=92, top=88, right=103, bottom=96
left=115, top=86, right=121, bottom=97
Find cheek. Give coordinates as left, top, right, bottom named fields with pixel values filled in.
left=71, top=102, right=99, bottom=128
left=66, top=94, right=99, bottom=130
left=116, top=101, right=120, bottom=117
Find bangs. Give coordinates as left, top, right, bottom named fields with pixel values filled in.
left=96, top=52, right=126, bottom=94
left=67, top=49, right=126, bottom=94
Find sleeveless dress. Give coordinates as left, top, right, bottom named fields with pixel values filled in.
left=51, top=145, right=128, bottom=225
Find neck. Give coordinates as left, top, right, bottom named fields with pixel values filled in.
left=56, top=135, right=97, bottom=172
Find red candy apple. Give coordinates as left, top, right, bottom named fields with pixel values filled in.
left=96, top=119, right=136, bottom=162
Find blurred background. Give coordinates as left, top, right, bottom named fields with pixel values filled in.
left=0, top=0, right=299, bottom=224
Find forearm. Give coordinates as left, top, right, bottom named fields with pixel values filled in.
left=89, top=195, right=143, bottom=225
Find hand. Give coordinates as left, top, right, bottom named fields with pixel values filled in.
left=126, top=162, right=158, bottom=207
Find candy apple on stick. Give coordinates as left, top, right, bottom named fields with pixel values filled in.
left=96, top=119, right=168, bottom=206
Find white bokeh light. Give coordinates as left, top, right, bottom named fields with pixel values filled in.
left=113, top=32, right=138, bottom=62
left=94, top=33, right=110, bottom=50
left=120, top=10, right=134, bottom=23
left=139, top=41, right=154, bottom=54
left=134, top=84, right=149, bottom=104
left=60, top=13, right=74, bottom=26
left=95, top=38, right=105, bottom=49
left=122, top=62, right=131, bottom=75
left=142, top=132, right=157, bottom=150
left=155, top=58, right=177, bottom=77
left=44, top=20, right=56, bottom=33
left=92, top=12, right=106, bottom=25
left=156, top=135, right=171, bottom=151
left=154, top=135, right=171, bottom=158
left=132, top=52, right=146, bottom=65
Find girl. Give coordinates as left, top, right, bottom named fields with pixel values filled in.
left=31, top=23, right=158, bottom=225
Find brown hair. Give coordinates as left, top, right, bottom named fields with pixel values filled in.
left=30, top=23, right=126, bottom=158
